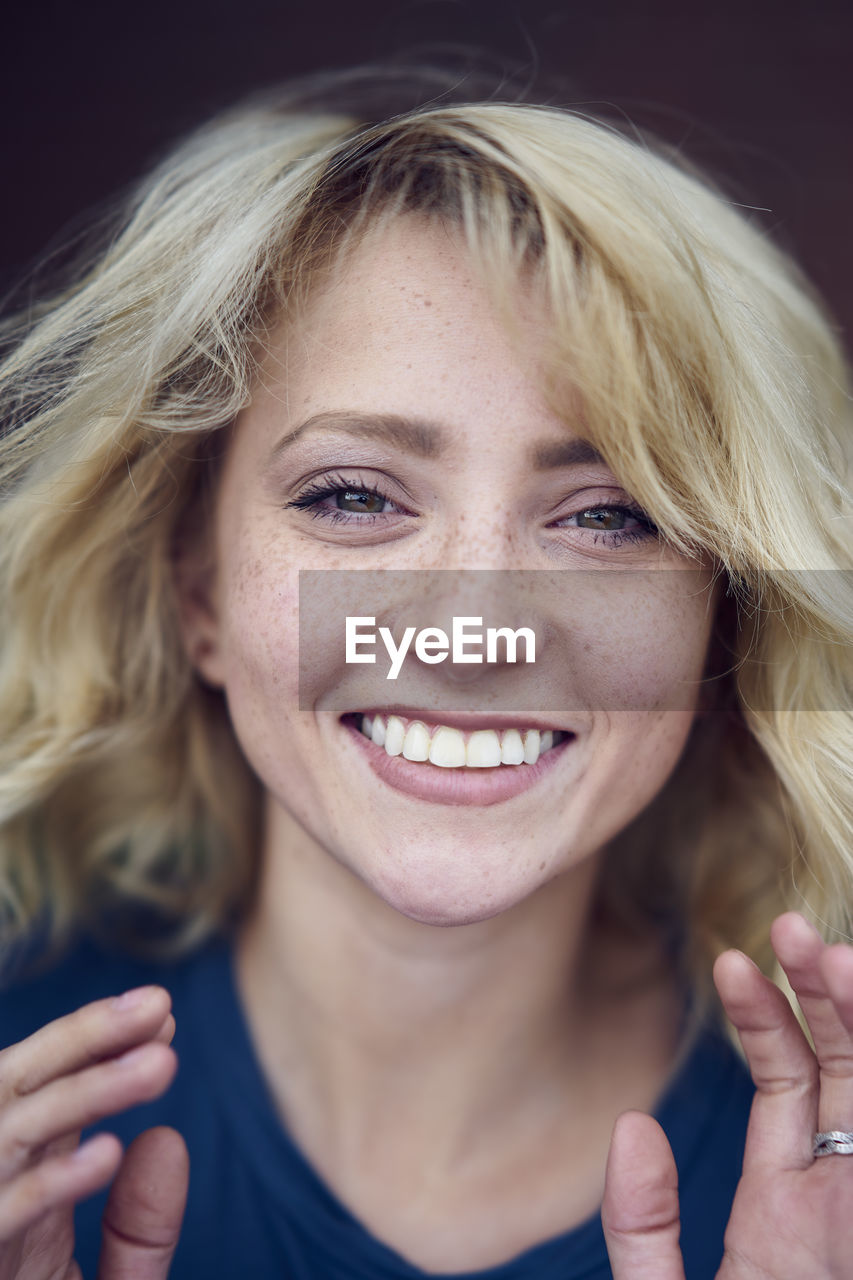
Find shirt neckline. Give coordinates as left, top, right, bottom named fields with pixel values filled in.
left=183, top=938, right=744, bottom=1279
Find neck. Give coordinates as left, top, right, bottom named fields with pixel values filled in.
left=235, top=800, right=678, bottom=1179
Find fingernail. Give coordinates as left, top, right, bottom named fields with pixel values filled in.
left=731, top=949, right=760, bottom=971
left=794, top=913, right=821, bottom=937
left=72, top=1134, right=113, bottom=1162
left=112, top=986, right=159, bottom=1010
left=115, top=1045, right=153, bottom=1068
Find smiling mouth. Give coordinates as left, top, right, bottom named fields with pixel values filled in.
left=345, top=712, right=572, bottom=768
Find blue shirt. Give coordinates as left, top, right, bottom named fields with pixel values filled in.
left=0, top=939, right=754, bottom=1278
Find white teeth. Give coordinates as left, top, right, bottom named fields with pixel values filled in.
left=429, top=726, right=467, bottom=768
left=357, top=714, right=565, bottom=768
left=384, top=715, right=405, bottom=756
left=466, top=730, right=503, bottom=768
left=500, top=728, right=525, bottom=765
left=402, top=720, right=430, bottom=761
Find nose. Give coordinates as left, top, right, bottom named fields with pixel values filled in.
left=429, top=509, right=533, bottom=574
left=389, top=569, right=543, bottom=683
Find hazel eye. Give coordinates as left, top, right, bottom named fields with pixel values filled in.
left=550, top=502, right=658, bottom=548
left=335, top=489, right=388, bottom=513
left=284, top=472, right=410, bottom=526
left=575, top=507, right=632, bottom=531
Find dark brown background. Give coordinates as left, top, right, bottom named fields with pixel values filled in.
left=2, top=0, right=850, bottom=353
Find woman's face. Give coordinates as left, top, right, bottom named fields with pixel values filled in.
left=180, top=216, right=719, bottom=926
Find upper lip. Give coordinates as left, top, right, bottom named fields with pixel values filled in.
left=343, top=706, right=572, bottom=733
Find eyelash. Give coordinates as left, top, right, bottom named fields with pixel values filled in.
left=284, top=473, right=659, bottom=546
left=285, top=472, right=403, bottom=526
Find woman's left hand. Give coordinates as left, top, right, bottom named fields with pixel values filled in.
left=601, top=911, right=853, bottom=1278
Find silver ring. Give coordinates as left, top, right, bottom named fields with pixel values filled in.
left=813, top=1131, right=853, bottom=1157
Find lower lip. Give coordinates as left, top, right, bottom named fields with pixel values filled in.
left=342, top=718, right=575, bottom=807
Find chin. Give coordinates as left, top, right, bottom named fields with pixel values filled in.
left=363, top=858, right=549, bottom=929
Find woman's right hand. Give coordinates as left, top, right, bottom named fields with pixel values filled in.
left=0, top=986, right=188, bottom=1279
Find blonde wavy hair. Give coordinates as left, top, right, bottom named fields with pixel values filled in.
left=1, top=67, right=851, bottom=989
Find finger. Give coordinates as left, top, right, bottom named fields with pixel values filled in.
left=0, top=1132, right=122, bottom=1239
left=0, top=988, right=173, bottom=1099
left=97, top=1127, right=189, bottom=1280
left=713, top=948, right=817, bottom=1170
left=0, top=1044, right=177, bottom=1180
left=771, top=912, right=853, bottom=1134
left=821, top=943, right=853, bottom=1029
left=601, top=1111, right=685, bottom=1280
left=152, top=1015, right=176, bottom=1048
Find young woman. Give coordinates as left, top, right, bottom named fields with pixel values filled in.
left=0, top=68, right=851, bottom=1280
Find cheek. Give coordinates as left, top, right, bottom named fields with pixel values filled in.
left=556, top=574, right=715, bottom=716
left=596, top=709, right=696, bottom=790
left=548, top=579, right=716, bottom=848
left=214, top=548, right=306, bottom=779
left=558, top=706, right=697, bottom=879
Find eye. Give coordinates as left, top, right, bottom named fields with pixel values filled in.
left=551, top=502, right=658, bottom=547
left=574, top=507, right=644, bottom=532
left=332, top=488, right=391, bottom=514
left=284, top=472, right=410, bottom=524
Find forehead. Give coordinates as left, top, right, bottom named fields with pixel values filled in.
left=255, top=215, right=557, bottom=424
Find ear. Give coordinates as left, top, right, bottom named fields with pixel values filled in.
left=171, top=532, right=226, bottom=688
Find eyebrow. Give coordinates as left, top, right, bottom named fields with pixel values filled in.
left=269, top=412, right=442, bottom=460
left=530, top=438, right=606, bottom=469
left=268, top=411, right=606, bottom=470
